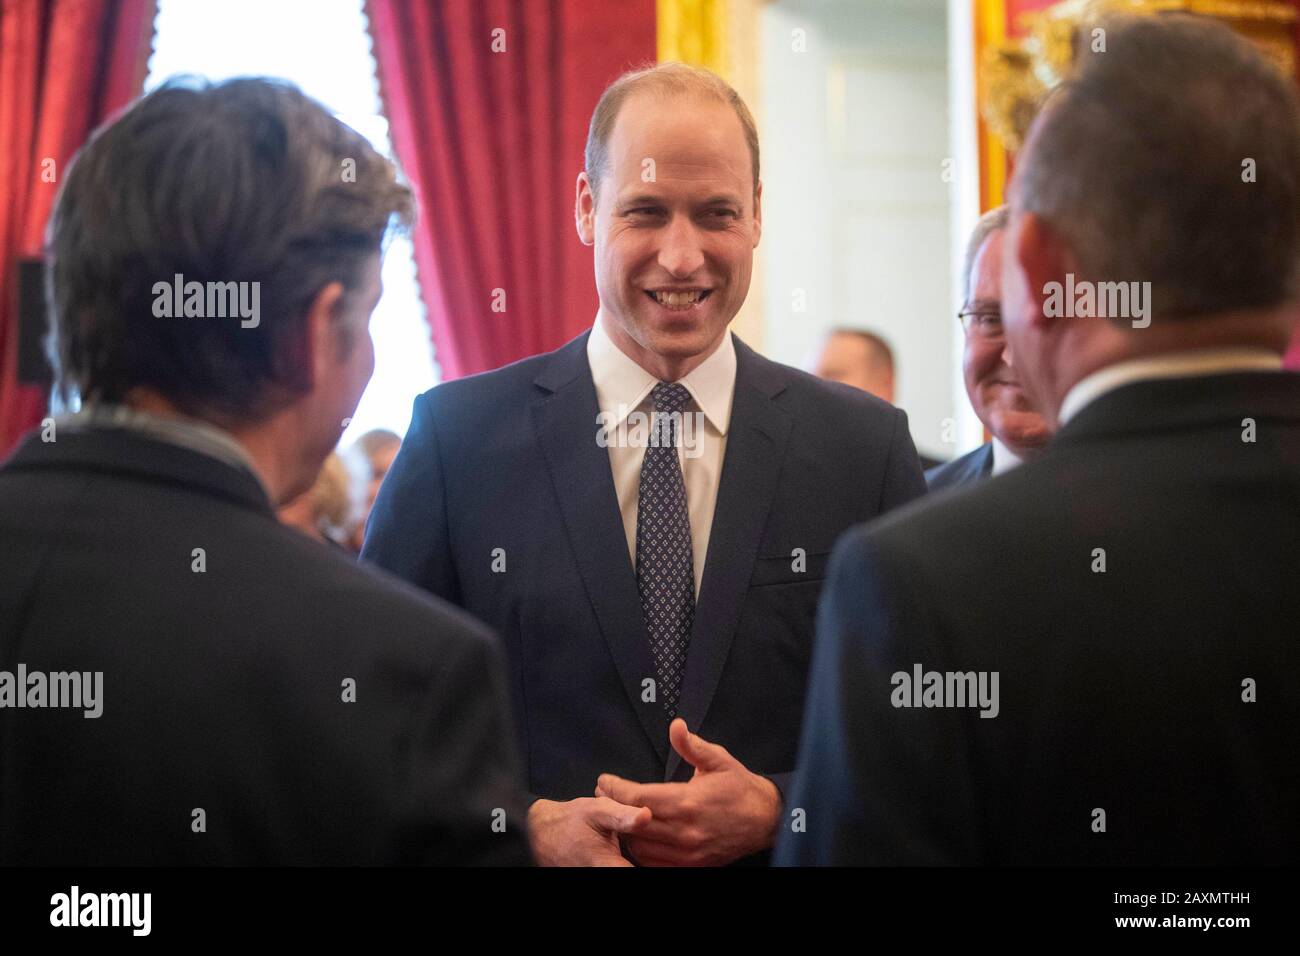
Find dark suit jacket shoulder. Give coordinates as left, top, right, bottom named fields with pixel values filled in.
left=0, top=427, right=530, bottom=865
left=779, top=371, right=1300, bottom=865
left=925, top=441, right=993, bottom=492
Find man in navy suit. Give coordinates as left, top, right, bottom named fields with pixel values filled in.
left=926, top=206, right=1050, bottom=492
left=363, top=63, right=925, bottom=865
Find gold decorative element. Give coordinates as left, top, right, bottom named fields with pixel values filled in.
left=658, top=0, right=729, bottom=76
left=979, top=0, right=1298, bottom=152
left=979, top=45, right=1046, bottom=151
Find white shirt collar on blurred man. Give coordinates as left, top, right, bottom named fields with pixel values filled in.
left=991, top=437, right=1022, bottom=476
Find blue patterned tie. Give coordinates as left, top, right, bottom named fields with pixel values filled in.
left=636, top=382, right=695, bottom=719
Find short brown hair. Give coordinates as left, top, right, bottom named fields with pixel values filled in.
left=1013, top=13, right=1300, bottom=321
left=46, top=76, right=414, bottom=424
left=584, top=62, right=760, bottom=199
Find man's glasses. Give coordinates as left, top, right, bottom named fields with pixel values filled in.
left=957, top=307, right=1004, bottom=340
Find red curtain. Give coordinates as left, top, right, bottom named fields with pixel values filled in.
left=0, top=0, right=157, bottom=456
left=365, top=0, right=656, bottom=380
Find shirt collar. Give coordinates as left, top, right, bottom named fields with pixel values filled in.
left=57, top=402, right=269, bottom=495
left=990, top=437, right=1022, bottom=476
left=587, top=310, right=737, bottom=435
left=1058, top=348, right=1285, bottom=427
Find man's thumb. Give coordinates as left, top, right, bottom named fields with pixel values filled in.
left=669, top=718, right=733, bottom=772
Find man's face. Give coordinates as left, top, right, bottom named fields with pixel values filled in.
left=578, top=92, right=761, bottom=373
left=335, top=256, right=381, bottom=426
left=963, top=229, right=1049, bottom=452
left=308, top=254, right=382, bottom=479
left=811, top=333, right=894, bottom=403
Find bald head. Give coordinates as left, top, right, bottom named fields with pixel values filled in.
left=811, top=329, right=896, bottom=403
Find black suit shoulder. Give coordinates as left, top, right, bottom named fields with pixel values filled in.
left=0, top=435, right=530, bottom=865
left=792, top=377, right=1300, bottom=863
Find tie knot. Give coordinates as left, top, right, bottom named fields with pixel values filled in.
left=652, top=382, right=691, bottom=414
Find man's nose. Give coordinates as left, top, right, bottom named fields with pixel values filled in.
left=658, top=215, right=705, bottom=277
left=1001, top=338, right=1015, bottom=368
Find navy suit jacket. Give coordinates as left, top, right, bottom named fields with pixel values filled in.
left=925, top=441, right=992, bottom=492
left=363, top=331, right=925, bottom=803
left=778, top=372, right=1300, bottom=865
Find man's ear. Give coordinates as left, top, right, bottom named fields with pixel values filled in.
left=1012, top=211, right=1073, bottom=331
left=575, top=171, right=596, bottom=246
left=752, top=179, right=762, bottom=248
left=303, top=280, right=346, bottom=391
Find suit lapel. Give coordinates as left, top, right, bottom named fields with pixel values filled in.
left=666, top=338, right=792, bottom=780
left=530, top=335, right=670, bottom=762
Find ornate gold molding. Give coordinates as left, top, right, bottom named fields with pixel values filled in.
left=980, top=0, right=1298, bottom=150
left=657, top=0, right=730, bottom=75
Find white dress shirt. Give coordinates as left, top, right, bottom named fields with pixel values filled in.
left=587, top=311, right=736, bottom=597
left=1058, top=348, right=1285, bottom=427
left=990, top=437, right=1023, bottom=476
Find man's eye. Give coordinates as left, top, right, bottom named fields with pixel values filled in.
left=708, top=209, right=738, bottom=219
left=627, top=207, right=663, bottom=217
left=976, top=313, right=1002, bottom=326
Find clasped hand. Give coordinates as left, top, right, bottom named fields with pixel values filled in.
left=527, top=718, right=781, bottom=866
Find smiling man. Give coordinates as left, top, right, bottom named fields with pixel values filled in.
left=362, top=63, right=925, bottom=865
left=926, top=206, right=1049, bottom=491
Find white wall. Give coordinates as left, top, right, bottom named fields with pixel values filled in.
left=760, top=0, right=968, bottom=459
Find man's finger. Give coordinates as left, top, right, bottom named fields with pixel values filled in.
left=668, top=718, right=734, bottom=773
left=587, top=797, right=652, bottom=834
left=599, top=776, right=691, bottom=817
left=614, top=814, right=690, bottom=845
left=595, top=773, right=648, bottom=807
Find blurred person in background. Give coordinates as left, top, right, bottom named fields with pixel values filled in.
left=809, top=327, right=944, bottom=469
left=345, top=428, right=401, bottom=550
left=810, top=328, right=895, bottom=402
left=279, top=452, right=358, bottom=551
